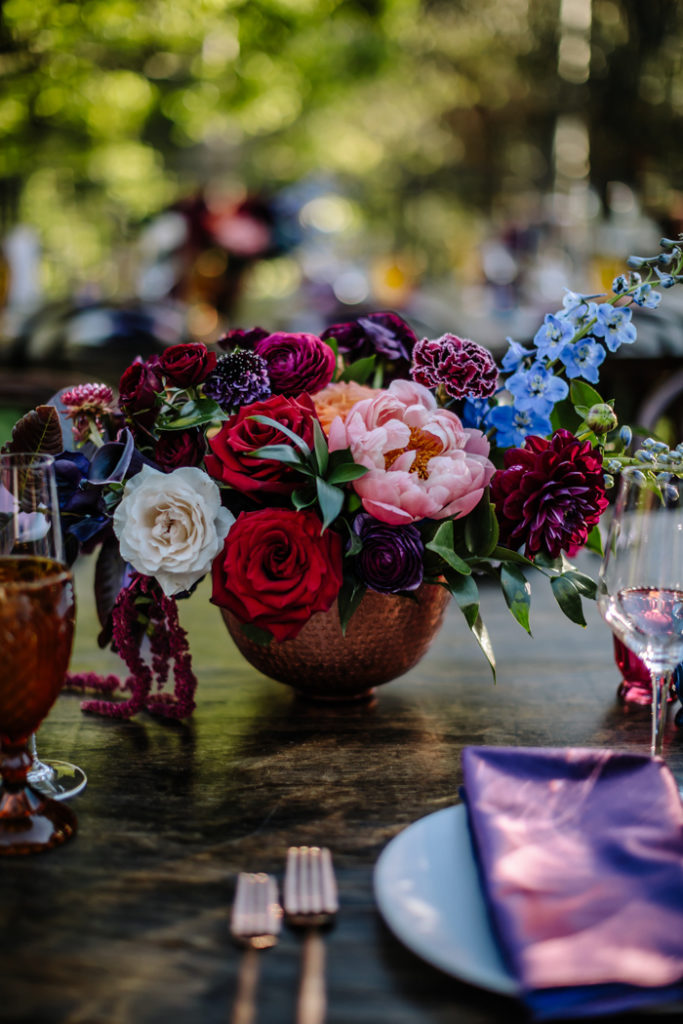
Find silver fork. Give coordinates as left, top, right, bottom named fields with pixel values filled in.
left=230, top=872, right=282, bottom=1024
left=283, top=846, right=338, bottom=1024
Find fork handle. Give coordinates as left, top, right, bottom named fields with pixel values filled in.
left=231, top=947, right=260, bottom=1024
left=296, top=928, right=326, bottom=1024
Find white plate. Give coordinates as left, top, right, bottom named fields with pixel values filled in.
left=373, top=803, right=520, bottom=996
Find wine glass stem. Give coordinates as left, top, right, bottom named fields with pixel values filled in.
left=650, top=672, right=671, bottom=757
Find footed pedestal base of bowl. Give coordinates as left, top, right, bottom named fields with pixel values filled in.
left=221, top=584, right=451, bottom=701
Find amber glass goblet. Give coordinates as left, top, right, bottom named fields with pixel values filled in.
left=0, top=453, right=77, bottom=854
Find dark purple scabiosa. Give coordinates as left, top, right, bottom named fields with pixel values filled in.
left=216, top=327, right=270, bottom=352
left=490, top=429, right=609, bottom=559
left=351, top=513, right=424, bottom=593
left=203, top=350, right=271, bottom=409
left=322, top=312, right=417, bottom=379
left=254, top=331, right=335, bottom=396
left=411, top=334, right=499, bottom=400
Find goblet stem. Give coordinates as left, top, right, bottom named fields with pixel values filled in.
left=650, top=672, right=671, bottom=757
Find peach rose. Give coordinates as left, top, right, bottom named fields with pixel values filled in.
left=312, top=381, right=378, bottom=434
left=328, top=380, right=496, bottom=525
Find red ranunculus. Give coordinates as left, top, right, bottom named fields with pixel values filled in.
left=204, top=393, right=320, bottom=500
left=211, top=508, right=343, bottom=641
left=154, top=429, right=206, bottom=471
left=158, top=343, right=217, bottom=386
left=254, top=332, right=335, bottom=396
left=490, top=428, right=609, bottom=559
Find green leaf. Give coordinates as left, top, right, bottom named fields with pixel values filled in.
left=490, top=545, right=535, bottom=568
left=533, top=551, right=564, bottom=573
left=570, top=380, right=604, bottom=410
left=338, top=355, right=376, bottom=384
left=247, top=415, right=311, bottom=457
left=585, top=524, right=604, bottom=556
left=444, top=571, right=479, bottom=625
left=315, top=477, right=344, bottom=529
left=499, top=564, right=532, bottom=634
left=312, top=417, right=329, bottom=476
left=247, top=444, right=310, bottom=469
left=326, top=462, right=368, bottom=484
left=550, top=575, right=587, bottom=626
left=426, top=520, right=472, bottom=575
left=292, top=487, right=316, bottom=510
left=157, top=397, right=225, bottom=430
left=463, top=494, right=499, bottom=556
left=468, top=613, right=497, bottom=681
left=562, top=570, right=597, bottom=599
left=324, top=335, right=338, bottom=361
left=337, top=577, right=366, bottom=635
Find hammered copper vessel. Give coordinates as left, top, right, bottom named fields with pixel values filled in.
left=221, top=583, right=451, bottom=700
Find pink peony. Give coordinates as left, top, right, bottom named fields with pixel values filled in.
left=328, top=380, right=495, bottom=525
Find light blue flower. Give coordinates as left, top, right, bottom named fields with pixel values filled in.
left=612, top=274, right=629, bottom=295
left=559, top=338, right=606, bottom=383
left=561, top=289, right=587, bottom=313
left=559, top=298, right=598, bottom=331
left=487, top=405, right=553, bottom=448
left=501, top=337, right=530, bottom=372
left=632, top=283, right=661, bottom=309
left=591, top=303, right=637, bottom=352
left=533, top=313, right=575, bottom=359
left=461, top=396, right=491, bottom=429
left=655, top=267, right=676, bottom=289
left=506, top=362, right=569, bottom=416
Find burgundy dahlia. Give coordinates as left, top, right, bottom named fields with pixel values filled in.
left=490, top=429, right=608, bottom=559
left=411, top=334, right=499, bottom=400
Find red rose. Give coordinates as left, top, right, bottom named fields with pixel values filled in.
left=158, top=343, right=217, bottom=386
left=211, top=508, right=343, bottom=641
left=119, top=357, right=162, bottom=429
left=204, top=393, right=320, bottom=500
left=154, top=429, right=206, bottom=471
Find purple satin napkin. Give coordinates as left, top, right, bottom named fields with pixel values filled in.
left=461, top=746, right=683, bottom=1020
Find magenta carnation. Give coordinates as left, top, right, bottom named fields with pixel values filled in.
left=254, top=331, right=335, bottom=396
left=490, top=429, right=609, bottom=559
left=411, top=334, right=499, bottom=400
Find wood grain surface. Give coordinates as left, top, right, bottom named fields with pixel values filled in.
left=0, top=554, right=681, bottom=1024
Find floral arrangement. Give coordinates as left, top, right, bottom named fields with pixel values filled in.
left=6, top=238, right=683, bottom=720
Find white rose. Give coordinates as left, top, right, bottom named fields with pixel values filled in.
left=113, top=465, right=234, bottom=597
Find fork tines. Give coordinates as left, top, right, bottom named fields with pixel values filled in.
left=231, top=872, right=282, bottom=949
left=284, top=846, right=338, bottom=926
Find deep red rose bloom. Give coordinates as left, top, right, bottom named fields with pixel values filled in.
left=211, top=508, right=343, bottom=641
left=158, top=343, right=217, bottom=386
left=154, top=429, right=206, bottom=471
left=254, top=332, right=335, bottom=396
left=411, top=334, right=499, bottom=400
left=490, top=429, right=608, bottom=559
left=119, top=357, right=162, bottom=429
left=204, top=393, right=320, bottom=500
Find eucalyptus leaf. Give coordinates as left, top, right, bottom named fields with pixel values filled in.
left=316, top=477, right=344, bottom=529
left=500, top=564, right=532, bottom=634
left=292, top=487, right=316, bottom=510
left=426, top=520, right=472, bottom=575
left=338, top=354, right=376, bottom=384
left=550, top=575, right=587, bottom=626
left=247, top=415, right=312, bottom=456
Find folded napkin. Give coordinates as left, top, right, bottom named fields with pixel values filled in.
left=461, top=746, right=683, bottom=1020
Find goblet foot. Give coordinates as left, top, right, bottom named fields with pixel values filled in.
left=28, top=758, right=87, bottom=800
left=0, top=784, right=77, bottom=855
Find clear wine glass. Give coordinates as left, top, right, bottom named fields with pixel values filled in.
left=0, top=453, right=78, bottom=853
left=598, top=466, right=683, bottom=757
left=28, top=732, right=87, bottom=800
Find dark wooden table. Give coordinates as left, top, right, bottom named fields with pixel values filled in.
left=1, top=555, right=681, bottom=1024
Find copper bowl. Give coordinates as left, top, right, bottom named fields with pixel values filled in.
left=221, top=583, right=451, bottom=701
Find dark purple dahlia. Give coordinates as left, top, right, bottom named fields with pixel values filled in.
left=490, top=429, right=609, bottom=559
left=351, top=514, right=424, bottom=593
left=216, top=327, right=270, bottom=352
left=321, top=311, right=417, bottom=379
left=411, top=334, right=499, bottom=400
left=203, top=350, right=271, bottom=409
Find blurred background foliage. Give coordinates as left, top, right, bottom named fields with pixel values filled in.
left=1, top=0, right=683, bottom=383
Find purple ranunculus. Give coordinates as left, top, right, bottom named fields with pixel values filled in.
left=411, top=334, right=499, bottom=400
left=254, top=332, right=335, bottom=396
left=351, top=513, right=424, bottom=593
left=322, top=311, right=417, bottom=377
left=203, top=350, right=271, bottom=409
left=217, top=327, right=270, bottom=352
